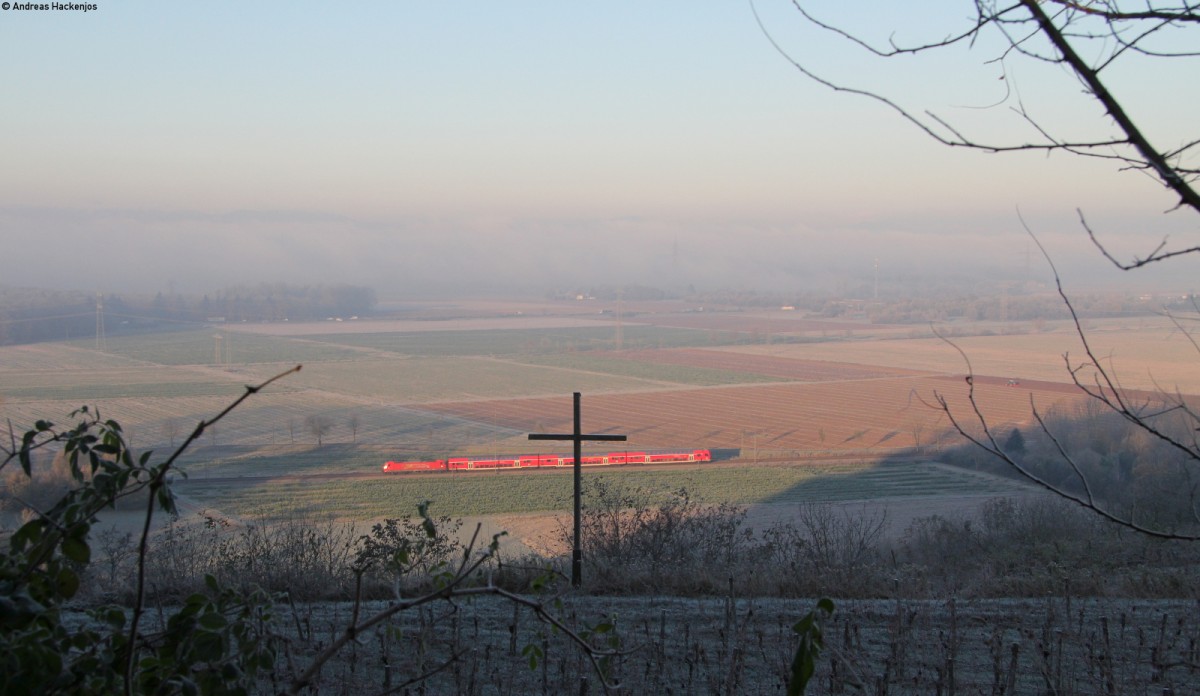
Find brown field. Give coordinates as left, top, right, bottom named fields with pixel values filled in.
left=422, top=375, right=1091, bottom=455
left=9, top=304, right=1200, bottom=695
left=5, top=310, right=1187, bottom=462
left=589, top=348, right=929, bottom=381
left=722, top=315, right=1200, bottom=394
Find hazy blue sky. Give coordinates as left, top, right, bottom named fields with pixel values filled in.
left=2, top=1, right=1195, bottom=296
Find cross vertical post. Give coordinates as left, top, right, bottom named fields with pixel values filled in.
left=529, top=392, right=626, bottom=587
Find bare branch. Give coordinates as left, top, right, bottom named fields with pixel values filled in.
left=929, top=339, right=1200, bottom=540
left=291, top=519, right=624, bottom=695
left=1017, top=0, right=1200, bottom=213
left=1021, top=217, right=1200, bottom=465
left=775, top=0, right=1200, bottom=236
left=1081, top=209, right=1200, bottom=269
left=769, top=1, right=1200, bottom=539
left=1031, top=401, right=1098, bottom=507
left=924, top=222, right=1200, bottom=539
left=126, top=365, right=302, bottom=692
left=1051, top=1, right=1200, bottom=24
left=787, top=0, right=1010, bottom=57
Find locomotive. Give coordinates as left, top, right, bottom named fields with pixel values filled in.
left=382, top=449, right=712, bottom=472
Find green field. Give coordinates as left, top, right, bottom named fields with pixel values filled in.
left=4, top=315, right=1041, bottom=524
left=238, top=356, right=663, bottom=402
left=3, top=324, right=787, bottom=449
left=173, top=441, right=515, bottom=477
left=307, top=325, right=728, bottom=356
left=77, top=329, right=364, bottom=365
left=177, top=460, right=1031, bottom=519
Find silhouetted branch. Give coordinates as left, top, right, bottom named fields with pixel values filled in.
left=927, top=222, right=1200, bottom=540
left=930, top=328, right=1200, bottom=540
left=1024, top=235, right=1200, bottom=470
left=126, top=365, right=302, bottom=693
left=765, top=1, right=1200, bottom=538
left=1017, top=0, right=1200, bottom=212
left=768, top=0, right=1200, bottom=265
left=1081, top=209, right=1200, bottom=269
left=289, top=523, right=625, bottom=695
left=1055, top=1, right=1200, bottom=24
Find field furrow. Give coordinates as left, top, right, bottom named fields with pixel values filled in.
left=421, top=377, right=1091, bottom=455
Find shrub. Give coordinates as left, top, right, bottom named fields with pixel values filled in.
left=760, top=503, right=888, bottom=597
left=354, top=508, right=465, bottom=597
left=574, top=477, right=752, bottom=593
left=1, top=373, right=623, bottom=694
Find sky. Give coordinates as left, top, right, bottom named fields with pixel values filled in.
left=1, top=1, right=1196, bottom=298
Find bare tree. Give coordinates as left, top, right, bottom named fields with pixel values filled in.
left=305, top=414, right=334, bottom=447
left=762, top=1, right=1200, bottom=537
left=161, top=418, right=180, bottom=448
left=347, top=413, right=360, bottom=443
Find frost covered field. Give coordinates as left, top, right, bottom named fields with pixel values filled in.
left=103, top=593, right=1197, bottom=695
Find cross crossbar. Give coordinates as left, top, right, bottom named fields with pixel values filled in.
left=528, top=433, right=627, bottom=442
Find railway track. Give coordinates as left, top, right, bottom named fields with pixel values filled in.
left=176, top=452, right=926, bottom=486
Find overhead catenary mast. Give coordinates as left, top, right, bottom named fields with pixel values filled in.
left=95, top=292, right=106, bottom=351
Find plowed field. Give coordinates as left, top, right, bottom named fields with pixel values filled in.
left=421, top=375, right=1091, bottom=456
left=588, top=348, right=928, bottom=381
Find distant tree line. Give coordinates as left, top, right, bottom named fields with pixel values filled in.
left=0, top=283, right=376, bottom=345
left=546, top=284, right=675, bottom=302
left=0, top=287, right=97, bottom=345
left=688, top=286, right=1166, bottom=324
left=171, top=283, right=376, bottom=323
left=860, top=291, right=1164, bottom=324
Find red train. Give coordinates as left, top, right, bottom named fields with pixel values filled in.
left=382, top=449, right=712, bottom=473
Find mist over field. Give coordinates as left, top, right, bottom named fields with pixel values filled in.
left=3, top=204, right=1195, bottom=298
left=3, top=3, right=1200, bottom=693
left=2, top=4, right=1196, bottom=299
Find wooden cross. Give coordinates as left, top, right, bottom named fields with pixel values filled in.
left=529, top=392, right=626, bottom=587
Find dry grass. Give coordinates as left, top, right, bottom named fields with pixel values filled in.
left=723, top=316, right=1200, bottom=394
left=0, top=342, right=151, bottom=371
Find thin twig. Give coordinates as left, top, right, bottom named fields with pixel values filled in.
left=124, top=365, right=301, bottom=694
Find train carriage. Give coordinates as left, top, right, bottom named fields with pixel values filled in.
left=383, top=449, right=711, bottom=473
